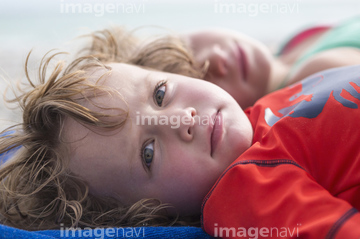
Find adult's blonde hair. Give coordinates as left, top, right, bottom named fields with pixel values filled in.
left=0, top=27, right=206, bottom=230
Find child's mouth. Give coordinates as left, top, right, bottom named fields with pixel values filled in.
left=210, top=110, right=223, bottom=156
left=236, top=43, right=248, bottom=82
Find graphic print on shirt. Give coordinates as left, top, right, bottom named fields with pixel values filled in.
left=265, top=65, right=360, bottom=127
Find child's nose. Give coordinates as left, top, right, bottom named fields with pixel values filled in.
left=178, top=107, right=196, bottom=142
left=163, top=106, right=196, bottom=142
left=207, top=45, right=228, bottom=78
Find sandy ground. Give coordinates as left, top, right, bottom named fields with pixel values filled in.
left=0, top=43, right=57, bottom=131
left=0, top=47, right=27, bottom=131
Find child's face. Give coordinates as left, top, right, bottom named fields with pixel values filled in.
left=66, top=63, right=253, bottom=216
left=182, top=28, right=273, bottom=108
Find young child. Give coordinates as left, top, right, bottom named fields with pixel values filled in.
left=181, top=16, right=360, bottom=109
left=202, top=64, right=360, bottom=238
left=0, top=28, right=209, bottom=230
left=1, top=27, right=360, bottom=239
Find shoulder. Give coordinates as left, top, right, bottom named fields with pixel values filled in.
left=287, top=47, right=360, bottom=85
left=278, top=26, right=331, bottom=65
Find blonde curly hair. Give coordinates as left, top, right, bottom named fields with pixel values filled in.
left=0, top=27, right=207, bottom=230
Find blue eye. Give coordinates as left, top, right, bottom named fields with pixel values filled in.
left=154, top=80, right=167, bottom=106
left=142, top=141, right=154, bottom=169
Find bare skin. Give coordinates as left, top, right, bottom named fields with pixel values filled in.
left=182, top=28, right=360, bottom=109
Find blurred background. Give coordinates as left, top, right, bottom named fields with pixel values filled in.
left=0, top=0, right=359, bottom=129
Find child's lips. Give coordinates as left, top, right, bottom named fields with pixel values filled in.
left=236, top=44, right=248, bottom=82
left=210, top=110, right=223, bottom=156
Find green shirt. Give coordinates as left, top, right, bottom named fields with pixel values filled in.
left=278, top=16, right=360, bottom=88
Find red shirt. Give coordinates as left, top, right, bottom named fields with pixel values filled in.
left=201, top=65, right=360, bottom=239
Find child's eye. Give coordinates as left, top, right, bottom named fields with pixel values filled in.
left=141, top=141, right=154, bottom=170
left=153, top=80, right=167, bottom=106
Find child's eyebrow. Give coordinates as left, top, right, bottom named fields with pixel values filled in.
left=124, top=109, right=150, bottom=177
left=137, top=72, right=153, bottom=104
left=125, top=123, right=145, bottom=178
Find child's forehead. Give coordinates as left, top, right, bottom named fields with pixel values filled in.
left=89, top=63, right=159, bottom=106
left=100, top=63, right=154, bottom=88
